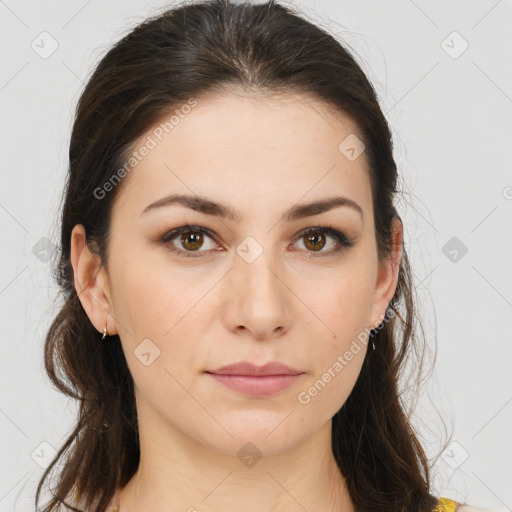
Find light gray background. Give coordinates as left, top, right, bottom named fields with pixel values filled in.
left=1, top=1, right=511, bottom=511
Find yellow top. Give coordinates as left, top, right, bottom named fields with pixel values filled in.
left=434, top=497, right=461, bottom=512
left=107, top=496, right=461, bottom=511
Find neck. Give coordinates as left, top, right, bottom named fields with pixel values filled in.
left=112, top=412, right=354, bottom=512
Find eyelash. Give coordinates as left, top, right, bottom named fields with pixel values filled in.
left=157, top=224, right=355, bottom=259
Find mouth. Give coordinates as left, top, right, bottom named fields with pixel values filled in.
left=205, top=372, right=304, bottom=397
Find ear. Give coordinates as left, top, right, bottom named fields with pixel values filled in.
left=70, top=224, right=117, bottom=336
left=369, top=216, right=403, bottom=330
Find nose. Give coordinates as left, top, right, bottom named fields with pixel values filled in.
left=222, top=247, right=292, bottom=341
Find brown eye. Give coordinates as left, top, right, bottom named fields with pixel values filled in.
left=303, top=231, right=327, bottom=252
left=159, top=225, right=218, bottom=257
left=294, top=226, right=354, bottom=256
left=159, top=224, right=354, bottom=259
left=179, top=230, right=204, bottom=251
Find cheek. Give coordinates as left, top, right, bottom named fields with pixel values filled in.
left=297, top=278, right=371, bottom=418
left=301, top=261, right=374, bottom=393
left=109, top=247, right=217, bottom=375
left=112, top=260, right=203, bottom=415
left=297, top=348, right=365, bottom=427
left=109, top=241, right=195, bottom=335
left=314, top=261, right=375, bottom=338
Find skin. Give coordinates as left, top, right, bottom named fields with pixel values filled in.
left=71, top=90, right=402, bottom=512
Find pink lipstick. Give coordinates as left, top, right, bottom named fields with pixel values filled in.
left=205, top=361, right=304, bottom=397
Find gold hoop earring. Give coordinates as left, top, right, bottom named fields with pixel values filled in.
left=101, top=324, right=109, bottom=340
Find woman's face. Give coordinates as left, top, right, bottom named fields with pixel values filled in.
left=75, top=91, right=400, bottom=457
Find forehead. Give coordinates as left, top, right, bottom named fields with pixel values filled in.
left=113, top=90, right=372, bottom=221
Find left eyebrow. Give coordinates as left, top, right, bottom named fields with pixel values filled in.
left=140, top=193, right=364, bottom=223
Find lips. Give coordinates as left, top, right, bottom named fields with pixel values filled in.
left=205, top=361, right=305, bottom=397
left=206, top=361, right=303, bottom=376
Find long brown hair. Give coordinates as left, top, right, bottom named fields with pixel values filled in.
left=36, top=1, right=442, bottom=511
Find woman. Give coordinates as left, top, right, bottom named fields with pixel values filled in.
left=35, top=1, right=491, bottom=511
